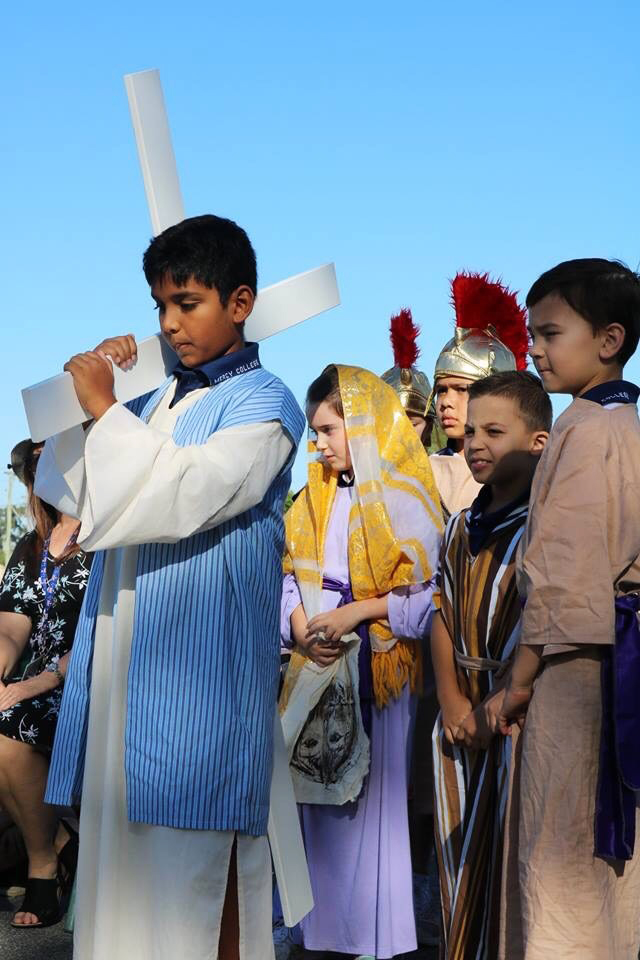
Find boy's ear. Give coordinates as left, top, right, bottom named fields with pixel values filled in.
left=530, top=430, right=549, bottom=455
left=228, top=285, right=255, bottom=326
left=599, top=322, right=626, bottom=362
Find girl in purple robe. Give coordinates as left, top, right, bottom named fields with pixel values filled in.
left=280, top=364, right=443, bottom=958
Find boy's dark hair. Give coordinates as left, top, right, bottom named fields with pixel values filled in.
left=142, top=214, right=257, bottom=305
left=468, top=370, right=553, bottom=432
left=526, top=258, right=640, bottom=366
left=306, top=365, right=344, bottom=418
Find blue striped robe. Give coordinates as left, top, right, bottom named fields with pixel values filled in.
left=45, top=367, right=304, bottom=835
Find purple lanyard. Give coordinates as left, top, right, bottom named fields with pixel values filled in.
left=33, top=529, right=79, bottom=645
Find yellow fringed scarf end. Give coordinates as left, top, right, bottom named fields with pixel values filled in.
left=372, top=640, right=422, bottom=709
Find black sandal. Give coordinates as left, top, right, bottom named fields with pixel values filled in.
left=58, top=822, right=79, bottom=895
left=10, top=876, right=62, bottom=929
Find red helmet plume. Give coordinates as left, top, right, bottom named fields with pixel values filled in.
left=389, top=308, right=420, bottom=369
left=451, top=272, right=529, bottom=370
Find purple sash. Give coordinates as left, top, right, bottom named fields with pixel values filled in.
left=321, top=576, right=373, bottom=735
left=595, top=594, right=640, bottom=860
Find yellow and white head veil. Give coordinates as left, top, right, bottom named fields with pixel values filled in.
left=284, top=365, right=443, bottom=707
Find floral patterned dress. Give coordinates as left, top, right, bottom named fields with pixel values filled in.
left=0, top=531, right=92, bottom=748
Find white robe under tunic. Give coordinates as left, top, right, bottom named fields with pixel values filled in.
left=37, top=382, right=292, bottom=960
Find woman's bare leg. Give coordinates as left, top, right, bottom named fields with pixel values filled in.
left=0, top=734, right=57, bottom=925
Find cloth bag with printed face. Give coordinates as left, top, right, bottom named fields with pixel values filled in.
left=280, top=634, right=370, bottom=805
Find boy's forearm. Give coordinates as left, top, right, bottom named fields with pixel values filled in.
left=431, top=610, right=462, bottom=703
left=482, top=661, right=512, bottom=701
left=290, top=603, right=308, bottom=647
left=510, top=644, right=543, bottom=688
left=353, top=596, right=388, bottom=623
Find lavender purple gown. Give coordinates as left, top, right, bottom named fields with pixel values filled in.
left=281, top=485, right=434, bottom=958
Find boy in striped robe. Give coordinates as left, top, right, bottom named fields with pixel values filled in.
left=35, top=215, right=305, bottom=960
left=431, top=371, right=551, bottom=959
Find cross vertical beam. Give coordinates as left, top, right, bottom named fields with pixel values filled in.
left=124, top=70, right=185, bottom=235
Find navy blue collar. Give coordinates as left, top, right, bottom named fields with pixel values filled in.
left=580, top=380, right=640, bottom=408
left=466, top=485, right=529, bottom=556
left=435, top=441, right=461, bottom=457
left=171, top=342, right=261, bottom=408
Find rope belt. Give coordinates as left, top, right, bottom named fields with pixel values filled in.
left=454, top=650, right=504, bottom=672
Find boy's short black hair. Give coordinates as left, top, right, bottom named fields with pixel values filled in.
left=468, top=370, right=553, bottom=432
left=142, top=214, right=257, bottom=306
left=526, top=258, right=640, bottom=366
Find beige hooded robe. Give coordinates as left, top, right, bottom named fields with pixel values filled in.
left=501, top=398, right=640, bottom=960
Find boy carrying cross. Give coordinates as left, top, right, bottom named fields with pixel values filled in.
left=36, top=214, right=305, bottom=960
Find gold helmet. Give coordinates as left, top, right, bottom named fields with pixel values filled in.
left=381, top=308, right=431, bottom=417
left=433, top=272, right=529, bottom=383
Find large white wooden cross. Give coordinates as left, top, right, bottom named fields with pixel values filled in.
left=22, top=68, right=328, bottom=926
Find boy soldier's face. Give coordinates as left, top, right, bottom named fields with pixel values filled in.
left=408, top=414, right=427, bottom=438
left=464, top=395, right=547, bottom=489
left=151, top=275, right=254, bottom=367
left=434, top=376, right=473, bottom=438
left=528, top=294, right=624, bottom=397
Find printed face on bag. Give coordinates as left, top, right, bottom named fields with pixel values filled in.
left=151, top=275, right=254, bottom=368
left=292, top=712, right=324, bottom=778
left=308, top=401, right=352, bottom=472
left=291, top=680, right=357, bottom=786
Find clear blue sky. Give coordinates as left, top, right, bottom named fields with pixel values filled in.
left=2, top=0, right=639, bottom=499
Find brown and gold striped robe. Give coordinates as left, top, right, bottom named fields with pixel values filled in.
left=432, top=498, right=527, bottom=960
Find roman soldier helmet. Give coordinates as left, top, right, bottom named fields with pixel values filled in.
left=381, top=308, right=432, bottom=418
left=433, top=272, right=529, bottom=382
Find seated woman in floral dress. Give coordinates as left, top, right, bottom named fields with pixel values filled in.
left=0, top=440, right=92, bottom=928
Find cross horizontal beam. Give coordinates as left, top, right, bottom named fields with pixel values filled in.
left=22, top=262, right=338, bottom=442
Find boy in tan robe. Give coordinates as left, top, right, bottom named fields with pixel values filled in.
left=500, top=257, right=640, bottom=959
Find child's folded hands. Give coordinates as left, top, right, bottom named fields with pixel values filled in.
left=440, top=693, right=472, bottom=746
left=291, top=604, right=343, bottom=667
left=451, top=688, right=509, bottom=749
left=455, top=704, right=493, bottom=751
left=497, top=684, right=533, bottom=735
left=483, top=688, right=507, bottom=736
left=305, top=604, right=363, bottom=645
left=298, top=636, right=344, bottom=668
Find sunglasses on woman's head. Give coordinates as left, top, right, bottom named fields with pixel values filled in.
left=8, top=443, right=42, bottom=486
